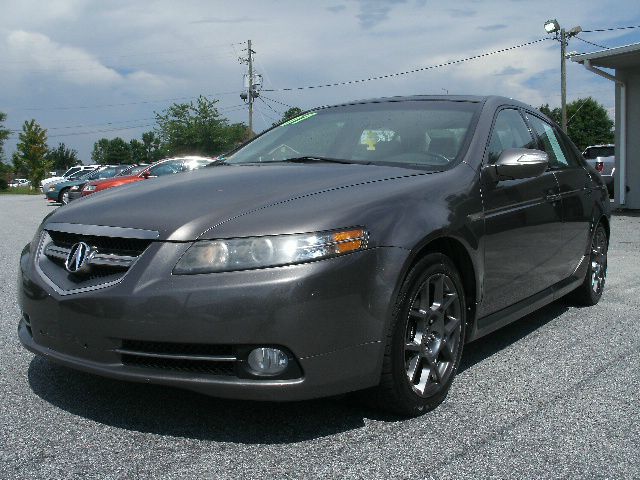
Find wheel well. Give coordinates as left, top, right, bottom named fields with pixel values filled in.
left=599, top=215, right=610, bottom=240
left=412, top=237, right=477, bottom=325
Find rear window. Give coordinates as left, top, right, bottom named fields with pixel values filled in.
left=583, top=146, right=614, bottom=159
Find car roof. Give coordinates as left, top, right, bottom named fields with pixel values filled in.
left=314, top=95, right=537, bottom=111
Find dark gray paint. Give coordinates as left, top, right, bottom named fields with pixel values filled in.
left=17, top=95, right=611, bottom=401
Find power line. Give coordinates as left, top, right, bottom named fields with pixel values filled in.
left=47, top=123, right=156, bottom=138
left=582, top=24, right=640, bottom=33
left=574, top=36, right=610, bottom=50
left=7, top=104, right=248, bottom=138
left=262, top=38, right=551, bottom=92
left=11, top=91, right=242, bottom=112
left=7, top=104, right=247, bottom=132
left=0, top=41, right=248, bottom=66
left=258, top=96, right=282, bottom=117
left=261, top=95, right=294, bottom=109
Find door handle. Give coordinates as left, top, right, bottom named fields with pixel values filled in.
left=545, top=193, right=561, bottom=202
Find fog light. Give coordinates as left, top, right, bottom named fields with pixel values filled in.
left=247, top=347, right=288, bottom=375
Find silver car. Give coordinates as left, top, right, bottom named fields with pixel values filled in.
left=583, top=144, right=614, bottom=196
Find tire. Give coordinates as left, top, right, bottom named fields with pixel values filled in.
left=58, top=188, right=70, bottom=205
left=567, top=222, right=608, bottom=306
left=370, top=253, right=466, bottom=416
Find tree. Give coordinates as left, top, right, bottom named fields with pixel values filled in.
left=47, top=143, right=81, bottom=171
left=155, top=96, right=248, bottom=156
left=129, top=139, right=148, bottom=164
left=0, top=161, right=12, bottom=190
left=12, top=119, right=50, bottom=188
left=272, top=107, right=304, bottom=127
left=91, top=137, right=132, bottom=165
left=539, top=97, right=613, bottom=151
left=141, top=131, right=164, bottom=162
left=0, top=112, right=10, bottom=162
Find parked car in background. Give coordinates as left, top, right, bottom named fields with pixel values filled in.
left=583, top=144, right=614, bottom=196
left=67, top=164, right=147, bottom=202
left=80, top=156, right=214, bottom=197
left=9, top=178, right=30, bottom=188
left=40, top=165, right=99, bottom=193
left=18, top=96, right=610, bottom=416
left=46, top=166, right=125, bottom=204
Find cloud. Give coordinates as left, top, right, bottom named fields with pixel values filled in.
left=478, top=24, right=508, bottom=31
left=493, top=66, right=526, bottom=76
left=189, top=17, right=253, bottom=24
left=6, top=30, right=122, bottom=85
left=5, top=30, right=169, bottom=89
left=355, top=0, right=407, bottom=29
left=447, top=8, right=477, bottom=18
left=326, top=5, right=347, bottom=13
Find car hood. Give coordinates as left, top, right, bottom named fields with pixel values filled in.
left=48, top=164, right=429, bottom=241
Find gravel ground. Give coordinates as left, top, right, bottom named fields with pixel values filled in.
left=1, top=195, right=638, bottom=479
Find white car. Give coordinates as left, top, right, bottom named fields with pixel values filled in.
left=9, top=178, right=30, bottom=188
left=40, top=165, right=99, bottom=193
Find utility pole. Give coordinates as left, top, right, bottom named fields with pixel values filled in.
left=560, top=28, right=567, bottom=133
left=544, top=20, right=582, bottom=133
left=247, top=39, right=254, bottom=138
left=239, top=40, right=259, bottom=138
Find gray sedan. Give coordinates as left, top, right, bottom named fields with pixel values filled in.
left=18, top=96, right=610, bottom=416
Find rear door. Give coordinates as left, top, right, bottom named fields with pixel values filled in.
left=479, top=108, right=564, bottom=316
left=525, top=113, right=593, bottom=277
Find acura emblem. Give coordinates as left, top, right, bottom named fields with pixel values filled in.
left=65, top=242, right=93, bottom=273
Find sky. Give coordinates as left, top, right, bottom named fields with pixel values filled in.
left=2, top=0, right=640, bottom=163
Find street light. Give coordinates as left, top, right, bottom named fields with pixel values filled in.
left=544, top=19, right=582, bottom=133
left=544, top=19, right=560, bottom=34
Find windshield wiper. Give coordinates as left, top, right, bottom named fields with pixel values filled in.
left=280, top=156, right=369, bottom=165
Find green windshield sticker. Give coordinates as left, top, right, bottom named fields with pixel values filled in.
left=281, top=112, right=317, bottom=126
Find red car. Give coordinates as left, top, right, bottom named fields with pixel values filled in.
left=81, top=156, right=215, bottom=197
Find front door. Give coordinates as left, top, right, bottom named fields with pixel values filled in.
left=479, top=108, right=565, bottom=317
left=525, top=113, right=593, bottom=276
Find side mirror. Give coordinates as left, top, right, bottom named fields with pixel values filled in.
left=486, top=148, right=549, bottom=181
left=142, top=171, right=150, bottom=179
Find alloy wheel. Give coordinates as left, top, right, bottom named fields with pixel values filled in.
left=404, top=273, right=463, bottom=397
left=591, top=227, right=607, bottom=295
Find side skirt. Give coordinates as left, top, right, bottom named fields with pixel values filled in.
left=467, top=255, right=588, bottom=343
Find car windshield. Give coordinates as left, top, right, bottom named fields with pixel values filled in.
left=120, top=165, right=148, bottom=176
left=226, top=100, right=479, bottom=169
left=63, top=167, right=81, bottom=177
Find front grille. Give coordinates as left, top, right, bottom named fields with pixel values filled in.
left=47, top=230, right=152, bottom=256
left=117, top=340, right=237, bottom=377
left=121, top=339, right=233, bottom=357
left=37, top=227, right=156, bottom=293
left=121, top=355, right=237, bottom=376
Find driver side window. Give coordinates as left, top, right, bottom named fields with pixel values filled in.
left=487, top=109, right=536, bottom=164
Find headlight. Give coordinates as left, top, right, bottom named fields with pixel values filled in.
left=48, top=186, right=56, bottom=192
left=83, top=185, right=96, bottom=192
left=173, top=227, right=368, bottom=274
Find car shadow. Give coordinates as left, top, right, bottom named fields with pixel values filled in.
left=459, top=300, right=569, bottom=374
left=612, top=209, right=640, bottom=217
left=27, top=300, right=571, bottom=443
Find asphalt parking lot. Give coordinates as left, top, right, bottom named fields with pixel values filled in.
left=1, top=195, right=638, bottom=479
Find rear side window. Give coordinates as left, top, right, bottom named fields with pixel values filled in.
left=526, top=114, right=578, bottom=168
left=487, top=109, right=536, bottom=164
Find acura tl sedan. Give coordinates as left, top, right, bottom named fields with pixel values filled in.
left=17, top=96, right=610, bottom=416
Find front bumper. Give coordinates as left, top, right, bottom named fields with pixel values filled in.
left=45, top=190, right=59, bottom=202
left=18, top=241, right=408, bottom=401
left=67, top=190, right=82, bottom=201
